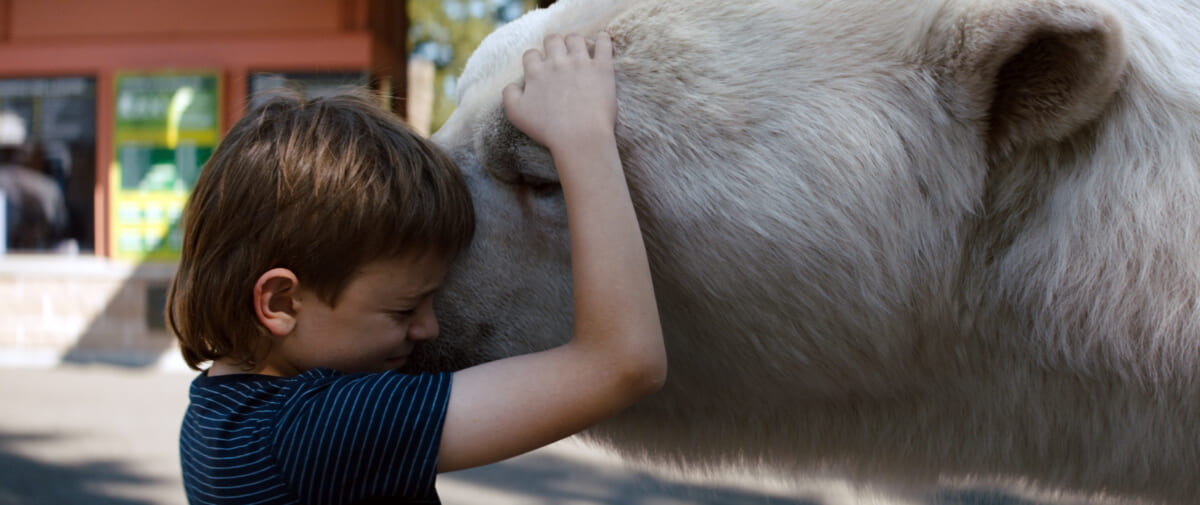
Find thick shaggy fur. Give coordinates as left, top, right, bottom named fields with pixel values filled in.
left=410, top=0, right=1200, bottom=502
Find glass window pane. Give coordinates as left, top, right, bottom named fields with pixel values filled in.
left=112, top=72, right=220, bottom=262
left=0, top=77, right=96, bottom=254
left=248, top=72, right=370, bottom=107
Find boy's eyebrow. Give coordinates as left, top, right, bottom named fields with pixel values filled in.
left=397, top=285, right=441, bottom=302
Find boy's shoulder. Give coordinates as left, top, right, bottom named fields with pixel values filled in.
left=188, top=367, right=331, bottom=401
left=187, top=368, right=453, bottom=413
left=190, top=367, right=339, bottom=388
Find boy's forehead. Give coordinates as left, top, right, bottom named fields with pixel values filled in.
left=356, top=253, right=450, bottom=290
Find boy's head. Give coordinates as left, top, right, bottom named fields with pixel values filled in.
left=167, top=88, right=474, bottom=371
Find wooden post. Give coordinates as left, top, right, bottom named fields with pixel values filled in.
left=95, top=69, right=114, bottom=258
left=225, top=67, right=248, bottom=131
left=0, top=0, right=10, bottom=42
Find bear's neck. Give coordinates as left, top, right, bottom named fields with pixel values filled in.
left=589, top=361, right=1199, bottom=503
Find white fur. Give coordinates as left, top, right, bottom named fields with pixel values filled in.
left=417, top=0, right=1200, bottom=503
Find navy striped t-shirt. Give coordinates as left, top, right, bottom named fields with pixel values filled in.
left=180, top=367, right=452, bottom=505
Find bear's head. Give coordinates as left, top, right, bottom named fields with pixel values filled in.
left=410, top=0, right=1129, bottom=400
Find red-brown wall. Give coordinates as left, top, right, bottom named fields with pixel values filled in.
left=11, top=0, right=344, bottom=39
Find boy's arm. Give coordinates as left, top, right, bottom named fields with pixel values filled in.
left=436, top=32, right=666, bottom=473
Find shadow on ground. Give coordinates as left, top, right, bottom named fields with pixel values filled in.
left=0, top=428, right=1050, bottom=505
left=442, top=449, right=1045, bottom=505
left=444, top=448, right=813, bottom=505
left=0, top=432, right=163, bottom=505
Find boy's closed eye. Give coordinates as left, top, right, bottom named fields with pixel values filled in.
left=389, top=309, right=417, bottom=320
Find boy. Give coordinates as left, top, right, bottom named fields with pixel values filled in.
left=169, top=31, right=665, bottom=504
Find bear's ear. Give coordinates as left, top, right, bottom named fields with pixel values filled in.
left=948, top=0, right=1127, bottom=150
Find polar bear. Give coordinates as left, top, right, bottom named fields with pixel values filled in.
left=407, top=0, right=1200, bottom=503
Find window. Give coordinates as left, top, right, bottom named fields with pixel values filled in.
left=112, top=72, right=220, bottom=262
left=0, top=77, right=96, bottom=254
left=248, top=72, right=370, bottom=106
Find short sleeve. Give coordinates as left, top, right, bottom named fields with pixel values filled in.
left=271, top=371, right=452, bottom=505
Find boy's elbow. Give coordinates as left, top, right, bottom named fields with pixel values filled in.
left=617, top=348, right=667, bottom=398
left=572, top=326, right=667, bottom=399
left=635, top=361, right=668, bottom=396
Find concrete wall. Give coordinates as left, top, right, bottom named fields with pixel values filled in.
left=0, top=255, right=186, bottom=369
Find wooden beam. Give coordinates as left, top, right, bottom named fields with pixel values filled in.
left=0, top=34, right=372, bottom=75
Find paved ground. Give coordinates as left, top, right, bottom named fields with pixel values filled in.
left=0, top=364, right=1046, bottom=505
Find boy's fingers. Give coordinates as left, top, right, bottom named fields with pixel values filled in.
left=544, top=33, right=567, bottom=59
left=565, top=33, right=588, bottom=56
left=522, top=48, right=543, bottom=71
left=502, top=82, right=523, bottom=113
left=594, top=32, right=613, bottom=62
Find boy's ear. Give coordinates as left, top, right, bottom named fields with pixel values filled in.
left=254, top=268, right=300, bottom=336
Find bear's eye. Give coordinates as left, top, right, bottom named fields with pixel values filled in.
left=513, top=173, right=562, bottom=197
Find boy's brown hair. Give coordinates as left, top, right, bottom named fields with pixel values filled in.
left=167, top=88, right=474, bottom=371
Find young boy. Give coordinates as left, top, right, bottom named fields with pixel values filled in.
left=169, top=31, right=665, bottom=504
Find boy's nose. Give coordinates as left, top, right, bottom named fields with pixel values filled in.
left=408, top=311, right=439, bottom=341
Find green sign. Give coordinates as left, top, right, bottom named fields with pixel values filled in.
left=111, top=71, right=221, bottom=261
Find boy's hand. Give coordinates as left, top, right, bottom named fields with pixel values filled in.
left=503, top=32, right=617, bottom=155
left=438, top=31, right=662, bottom=476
